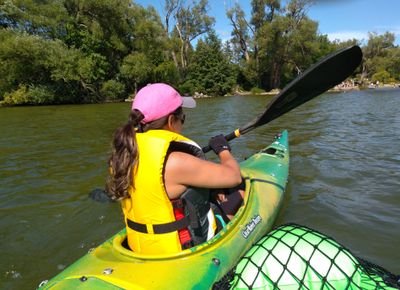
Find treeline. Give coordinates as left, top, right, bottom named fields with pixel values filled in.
left=0, top=0, right=399, bottom=106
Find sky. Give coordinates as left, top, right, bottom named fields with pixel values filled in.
left=135, top=0, right=400, bottom=45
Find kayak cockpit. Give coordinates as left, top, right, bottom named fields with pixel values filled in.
left=111, top=181, right=250, bottom=260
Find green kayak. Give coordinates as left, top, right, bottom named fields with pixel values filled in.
left=39, top=130, right=290, bottom=289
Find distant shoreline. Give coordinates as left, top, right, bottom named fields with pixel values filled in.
left=3, top=83, right=400, bottom=107
left=123, top=82, right=400, bottom=102
left=233, top=83, right=400, bottom=97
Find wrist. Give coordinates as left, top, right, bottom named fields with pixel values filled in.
left=218, top=149, right=232, bottom=156
left=219, top=145, right=231, bottom=153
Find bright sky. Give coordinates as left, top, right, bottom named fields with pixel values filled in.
left=135, top=0, right=400, bottom=45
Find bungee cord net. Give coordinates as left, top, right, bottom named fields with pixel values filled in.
left=213, top=224, right=399, bottom=290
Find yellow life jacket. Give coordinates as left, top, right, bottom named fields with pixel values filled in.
left=122, top=129, right=216, bottom=255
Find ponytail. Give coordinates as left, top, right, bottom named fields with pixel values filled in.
left=106, top=109, right=143, bottom=201
left=106, top=106, right=182, bottom=201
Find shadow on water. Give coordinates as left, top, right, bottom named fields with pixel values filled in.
left=0, top=89, right=399, bottom=288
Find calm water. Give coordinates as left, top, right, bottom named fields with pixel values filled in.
left=1, top=89, right=399, bottom=289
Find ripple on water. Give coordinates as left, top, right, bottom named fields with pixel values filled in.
left=4, top=269, right=22, bottom=279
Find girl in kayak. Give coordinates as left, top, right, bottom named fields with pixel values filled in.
left=106, top=83, right=243, bottom=255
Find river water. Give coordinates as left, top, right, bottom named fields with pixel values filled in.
left=1, top=88, right=399, bottom=289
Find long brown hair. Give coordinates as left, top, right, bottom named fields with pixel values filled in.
left=106, top=107, right=184, bottom=201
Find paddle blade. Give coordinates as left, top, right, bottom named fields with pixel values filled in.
left=242, top=45, right=363, bottom=134
left=202, top=45, right=362, bottom=153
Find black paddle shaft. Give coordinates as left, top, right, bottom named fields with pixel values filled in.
left=202, top=45, right=363, bottom=153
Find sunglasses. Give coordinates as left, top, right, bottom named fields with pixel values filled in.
left=172, top=107, right=185, bottom=125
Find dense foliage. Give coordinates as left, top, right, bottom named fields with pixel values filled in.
left=0, top=0, right=399, bottom=105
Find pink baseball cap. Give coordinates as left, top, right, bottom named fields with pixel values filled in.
left=132, top=83, right=196, bottom=123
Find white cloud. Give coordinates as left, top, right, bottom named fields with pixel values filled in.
left=326, top=27, right=400, bottom=45
left=326, top=31, right=368, bottom=43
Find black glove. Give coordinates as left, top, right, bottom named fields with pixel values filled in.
left=89, top=188, right=114, bottom=203
left=209, top=134, right=231, bottom=155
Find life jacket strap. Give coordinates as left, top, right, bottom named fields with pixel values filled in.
left=173, top=204, right=193, bottom=249
left=126, top=216, right=190, bottom=234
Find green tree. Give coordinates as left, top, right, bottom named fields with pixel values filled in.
left=0, top=29, right=110, bottom=104
left=1, top=84, right=56, bottom=106
left=227, top=0, right=322, bottom=90
left=185, top=31, right=236, bottom=96
left=257, top=0, right=319, bottom=89
left=0, top=30, right=59, bottom=103
left=227, top=4, right=251, bottom=64
left=100, top=79, right=126, bottom=101
left=0, top=0, right=67, bottom=38
left=371, top=70, right=392, bottom=84
left=164, top=0, right=215, bottom=74
left=362, top=32, right=395, bottom=81
left=0, top=0, right=171, bottom=103
left=64, top=0, right=137, bottom=75
left=251, top=0, right=281, bottom=29
left=154, top=61, right=180, bottom=85
left=385, top=47, right=400, bottom=81
left=121, top=52, right=154, bottom=94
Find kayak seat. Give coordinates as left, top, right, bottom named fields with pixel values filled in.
left=210, top=179, right=246, bottom=222
left=121, top=236, right=131, bottom=251
left=214, top=214, right=226, bottom=229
